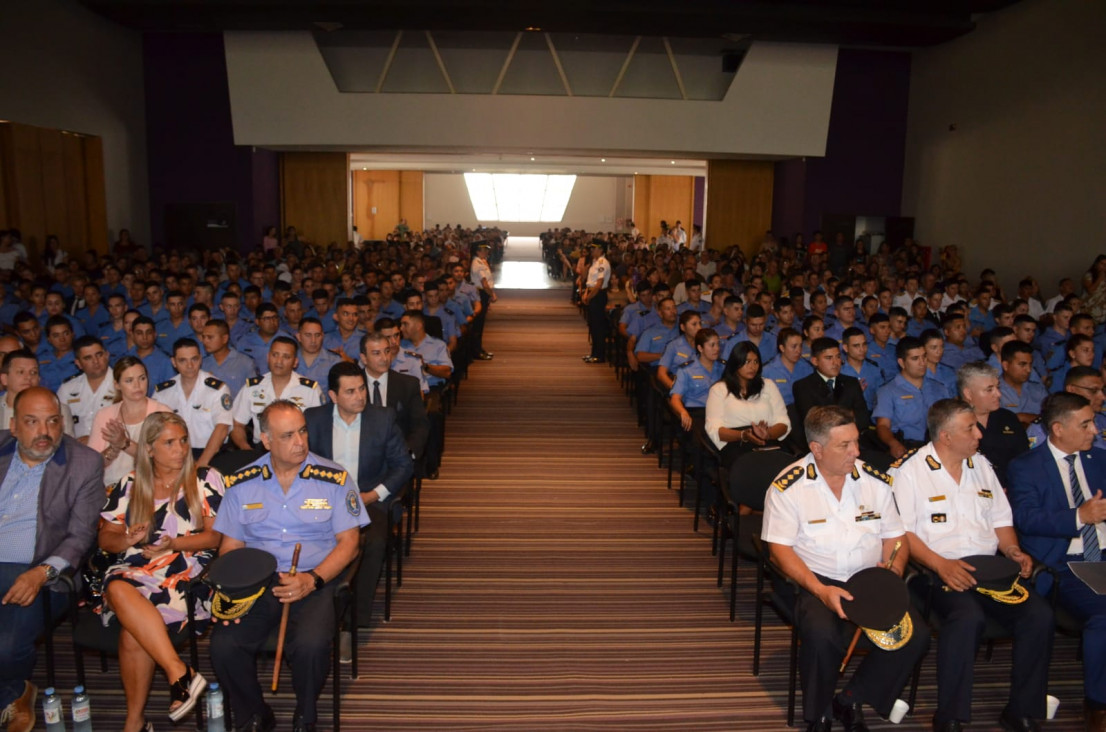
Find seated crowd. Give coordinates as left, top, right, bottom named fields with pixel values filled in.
left=560, top=225, right=1106, bottom=732
left=0, top=224, right=501, bottom=732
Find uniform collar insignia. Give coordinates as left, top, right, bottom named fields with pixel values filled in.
left=925, top=455, right=942, bottom=471
left=807, top=463, right=817, bottom=480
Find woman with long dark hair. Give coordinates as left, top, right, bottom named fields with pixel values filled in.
left=705, top=340, right=791, bottom=466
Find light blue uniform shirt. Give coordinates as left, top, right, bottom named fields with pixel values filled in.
left=155, top=319, right=195, bottom=356
left=627, top=309, right=661, bottom=340
left=925, top=363, right=958, bottom=397
left=998, top=377, right=1049, bottom=416
left=670, top=360, right=724, bottom=409
left=659, top=337, right=697, bottom=375
left=840, top=358, right=883, bottom=410
left=323, top=329, right=367, bottom=363
left=125, top=346, right=176, bottom=396
left=390, top=351, right=430, bottom=394
left=635, top=323, right=679, bottom=367
left=873, top=374, right=947, bottom=442
left=401, top=335, right=452, bottom=388
left=203, top=348, right=259, bottom=399
left=100, top=321, right=129, bottom=361
left=213, top=452, right=369, bottom=573
left=298, top=350, right=343, bottom=400
left=940, top=342, right=983, bottom=372
left=76, top=304, right=111, bottom=335
left=0, top=451, right=50, bottom=565
left=762, top=355, right=814, bottom=406
left=722, top=331, right=777, bottom=365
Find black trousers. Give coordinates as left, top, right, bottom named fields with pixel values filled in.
left=586, top=290, right=609, bottom=359
left=425, top=387, right=445, bottom=473
left=791, top=578, right=930, bottom=722
left=211, top=580, right=337, bottom=725
left=355, top=503, right=390, bottom=626
left=928, top=581, right=1053, bottom=722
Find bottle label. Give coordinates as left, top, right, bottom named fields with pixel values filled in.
left=74, top=705, right=91, bottom=721
left=209, top=700, right=223, bottom=718
left=44, top=707, right=62, bottom=723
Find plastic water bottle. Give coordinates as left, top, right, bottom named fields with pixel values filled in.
left=42, top=688, right=66, bottom=732
left=206, top=683, right=225, bottom=732
left=71, top=686, right=92, bottom=732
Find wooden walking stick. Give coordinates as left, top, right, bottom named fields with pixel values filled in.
left=272, top=543, right=302, bottom=692
left=840, top=540, right=902, bottom=673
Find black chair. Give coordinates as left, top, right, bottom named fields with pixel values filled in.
left=751, top=533, right=802, bottom=727
left=382, top=486, right=407, bottom=623
left=205, top=448, right=266, bottom=476
left=38, top=572, right=80, bottom=691
left=717, top=447, right=796, bottom=620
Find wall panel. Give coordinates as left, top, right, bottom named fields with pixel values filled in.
left=62, top=133, right=89, bottom=248
left=705, top=160, right=774, bottom=255
left=39, top=128, right=69, bottom=248
left=280, top=152, right=350, bottom=248
left=81, top=136, right=109, bottom=252
left=633, top=175, right=694, bottom=242
left=399, top=171, right=424, bottom=232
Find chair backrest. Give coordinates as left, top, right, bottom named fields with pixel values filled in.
left=731, top=448, right=799, bottom=512
left=206, top=449, right=267, bottom=476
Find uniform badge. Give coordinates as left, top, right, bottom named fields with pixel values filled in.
left=931, top=513, right=947, bottom=523
left=221, top=393, right=232, bottom=410
left=346, top=489, right=361, bottom=517
left=301, top=498, right=332, bottom=510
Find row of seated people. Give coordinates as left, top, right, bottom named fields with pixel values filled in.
left=581, top=267, right=1106, bottom=731
left=0, top=237, right=500, bottom=732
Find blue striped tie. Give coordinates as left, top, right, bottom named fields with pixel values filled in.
left=1066, top=454, right=1102, bottom=563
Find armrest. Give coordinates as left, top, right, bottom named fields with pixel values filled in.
left=750, top=534, right=800, bottom=592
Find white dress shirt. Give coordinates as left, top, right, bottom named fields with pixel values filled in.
left=1046, top=440, right=1106, bottom=555
left=704, top=378, right=791, bottom=450
left=331, top=408, right=390, bottom=502
left=365, top=370, right=389, bottom=408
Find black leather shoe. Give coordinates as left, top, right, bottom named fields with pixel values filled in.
left=428, top=469, right=440, bottom=480
left=292, top=708, right=317, bottom=732
left=832, top=694, right=869, bottom=732
left=999, top=707, right=1040, bottom=732
left=932, top=718, right=962, bottom=732
left=641, top=440, right=656, bottom=454
left=806, top=716, right=832, bottom=732
left=239, top=706, right=276, bottom=732
left=583, top=356, right=605, bottom=363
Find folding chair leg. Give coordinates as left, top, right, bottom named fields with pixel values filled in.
left=788, top=625, right=799, bottom=727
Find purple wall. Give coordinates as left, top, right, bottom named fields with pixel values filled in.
left=771, top=48, right=911, bottom=240
left=693, top=176, right=705, bottom=229
left=144, top=33, right=279, bottom=250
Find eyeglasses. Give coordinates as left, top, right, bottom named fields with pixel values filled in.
left=1070, top=383, right=1106, bottom=396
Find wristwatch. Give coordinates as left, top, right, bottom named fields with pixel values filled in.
left=39, top=564, right=59, bottom=583
left=307, top=570, right=324, bottom=591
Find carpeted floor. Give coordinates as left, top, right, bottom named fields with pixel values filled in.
left=36, top=288, right=1088, bottom=731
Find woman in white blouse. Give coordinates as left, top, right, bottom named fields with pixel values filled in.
left=705, top=340, right=791, bottom=464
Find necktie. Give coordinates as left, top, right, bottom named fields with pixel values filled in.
left=827, top=378, right=835, bottom=395
left=373, top=380, right=382, bottom=408
left=1066, top=454, right=1102, bottom=562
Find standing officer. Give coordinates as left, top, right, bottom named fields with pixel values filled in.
left=581, top=240, right=611, bottom=364
left=211, top=401, right=367, bottom=732
left=891, top=398, right=1052, bottom=732
left=762, top=405, right=929, bottom=732
left=469, top=243, right=496, bottom=360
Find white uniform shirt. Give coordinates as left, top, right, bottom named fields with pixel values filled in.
left=57, top=372, right=116, bottom=440
left=470, top=257, right=492, bottom=289
left=585, top=256, right=611, bottom=290
left=762, top=454, right=903, bottom=582
left=231, top=371, right=322, bottom=436
left=890, top=443, right=1011, bottom=559
left=154, top=370, right=234, bottom=448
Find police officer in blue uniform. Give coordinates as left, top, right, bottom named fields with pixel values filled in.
left=762, top=327, right=814, bottom=406
left=201, top=319, right=260, bottom=399
left=874, top=336, right=950, bottom=459
left=211, top=401, right=368, bottom=732
left=841, top=327, right=885, bottom=411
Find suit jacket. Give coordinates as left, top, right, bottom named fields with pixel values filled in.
left=303, top=403, right=414, bottom=508
left=0, top=432, right=105, bottom=574
left=1008, top=443, right=1106, bottom=594
left=383, top=369, right=430, bottom=459
left=791, top=372, right=872, bottom=444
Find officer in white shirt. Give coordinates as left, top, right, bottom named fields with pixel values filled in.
left=762, top=405, right=929, bottom=732
left=154, top=337, right=234, bottom=465
left=230, top=336, right=322, bottom=449
left=582, top=240, right=611, bottom=364
left=57, top=336, right=115, bottom=442
left=890, top=398, right=1052, bottom=732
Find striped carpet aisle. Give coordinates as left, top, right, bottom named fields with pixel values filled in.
left=34, top=287, right=1088, bottom=730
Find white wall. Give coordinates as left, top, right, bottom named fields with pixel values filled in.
left=0, top=0, right=149, bottom=246
left=224, top=32, right=838, bottom=159
left=901, top=0, right=1106, bottom=295
left=425, top=174, right=628, bottom=236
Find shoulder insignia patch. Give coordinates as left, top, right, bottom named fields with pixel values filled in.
left=889, top=446, right=923, bottom=470
left=299, top=376, right=318, bottom=388
left=155, top=379, right=175, bottom=392
left=966, top=455, right=975, bottom=469
left=247, top=375, right=264, bottom=387
left=345, top=489, right=361, bottom=517
left=806, top=463, right=817, bottom=480
left=925, top=455, right=942, bottom=471
left=204, top=376, right=226, bottom=390
left=224, top=463, right=269, bottom=488
left=221, top=393, right=232, bottom=411
left=851, top=466, right=861, bottom=480
left=862, top=463, right=893, bottom=486
left=301, top=464, right=348, bottom=486
left=772, top=466, right=806, bottom=492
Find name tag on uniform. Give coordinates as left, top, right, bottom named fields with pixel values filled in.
left=301, top=498, right=332, bottom=510
left=807, top=518, right=827, bottom=524
left=928, top=495, right=946, bottom=502
left=775, top=379, right=787, bottom=383
left=691, top=375, right=705, bottom=380
left=855, top=512, right=881, bottom=522
left=900, top=394, right=913, bottom=400
left=1002, top=426, right=1015, bottom=435
left=242, top=503, right=264, bottom=510
left=931, top=513, right=947, bottom=523
left=977, top=489, right=993, bottom=499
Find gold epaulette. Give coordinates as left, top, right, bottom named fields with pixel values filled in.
left=889, top=446, right=923, bottom=470
left=772, top=465, right=806, bottom=492
left=862, top=463, right=894, bottom=486
left=224, top=463, right=272, bottom=488
left=301, top=464, right=348, bottom=486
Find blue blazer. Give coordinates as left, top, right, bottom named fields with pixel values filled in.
left=1007, top=443, right=1106, bottom=594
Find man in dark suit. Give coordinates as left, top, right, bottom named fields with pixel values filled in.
left=792, top=337, right=872, bottom=448
left=304, top=363, right=414, bottom=631
left=1009, top=392, right=1106, bottom=732
left=0, top=387, right=104, bottom=732
left=360, top=330, right=429, bottom=463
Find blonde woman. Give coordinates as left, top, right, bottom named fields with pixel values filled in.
left=88, top=356, right=171, bottom=488
left=98, top=412, right=224, bottom=732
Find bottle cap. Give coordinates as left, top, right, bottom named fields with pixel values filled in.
left=45, top=688, right=55, bottom=695
left=74, top=686, right=84, bottom=694
left=209, top=683, right=219, bottom=691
